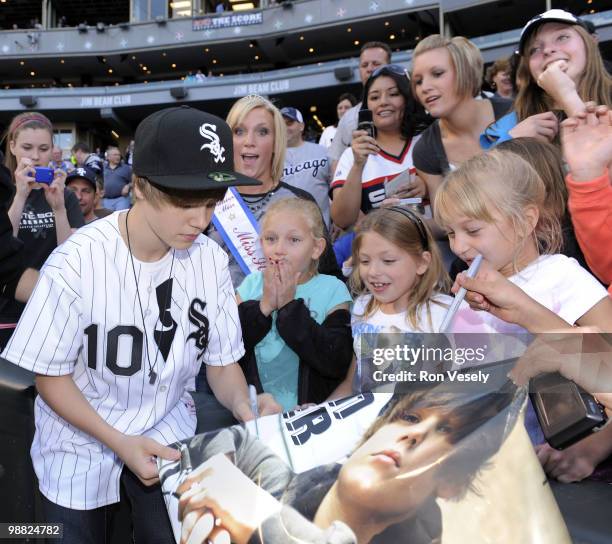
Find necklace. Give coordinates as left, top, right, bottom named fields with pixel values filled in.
left=241, top=180, right=279, bottom=213
left=125, top=208, right=175, bottom=385
left=243, top=189, right=275, bottom=215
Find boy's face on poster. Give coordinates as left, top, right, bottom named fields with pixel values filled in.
left=337, top=405, right=456, bottom=519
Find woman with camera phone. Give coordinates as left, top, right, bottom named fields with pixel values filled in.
left=0, top=112, right=83, bottom=348
left=330, top=65, right=430, bottom=229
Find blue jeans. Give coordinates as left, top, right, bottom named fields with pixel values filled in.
left=103, top=196, right=131, bottom=211
left=41, top=467, right=174, bottom=544
left=190, top=389, right=238, bottom=434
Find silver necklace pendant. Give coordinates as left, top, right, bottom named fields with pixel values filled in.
left=126, top=208, right=174, bottom=388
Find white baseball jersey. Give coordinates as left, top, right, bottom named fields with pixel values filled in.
left=330, top=136, right=420, bottom=215
left=2, top=212, right=244, bottom=510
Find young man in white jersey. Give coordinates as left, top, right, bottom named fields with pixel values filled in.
left=2, top=106, right=280, bottom=543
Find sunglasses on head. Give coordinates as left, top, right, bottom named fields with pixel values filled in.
left=371, top=64, right=410, bottom=81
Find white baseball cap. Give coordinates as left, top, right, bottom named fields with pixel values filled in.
left=518, top=9, right=582, bottom=55
left=280, top=107, right=304, bottom=124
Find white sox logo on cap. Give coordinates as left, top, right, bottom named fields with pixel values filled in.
left=76, top=167, right=87, bottom=177
left=133, top=106, right=261, bottom=190
left=199, top=123, right=225, bottom=164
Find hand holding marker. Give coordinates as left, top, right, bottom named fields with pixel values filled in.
left=249, top=384, right=260, bottom=437
left=179, top=443, right=192, bottom=479
left=439, top=254, right=483, bottom=333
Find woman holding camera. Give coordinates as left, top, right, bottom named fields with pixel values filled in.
left=0, top=112, right=83, bottom=347
left=330, top=65, right=429, bottom=229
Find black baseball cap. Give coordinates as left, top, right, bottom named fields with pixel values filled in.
left=66, top=166, right=97, bottom=190
left=518, top=9, right=582, bottom=55
left=133, top=106, right=261, bottom=191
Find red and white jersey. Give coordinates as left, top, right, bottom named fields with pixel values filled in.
left=330, top=136, right=419, bottom=214
left=2, top=212, right=244, bottom=510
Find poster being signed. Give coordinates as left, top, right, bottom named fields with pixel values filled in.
left=159, top=380, right=570, bottom=544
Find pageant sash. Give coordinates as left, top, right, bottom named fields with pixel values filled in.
left=212, top=187, right=267, bottom=276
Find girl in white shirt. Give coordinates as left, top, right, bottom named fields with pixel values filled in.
left=331, top=206, right=452, bottom=398
left=434, top=148, right=612, bottom=483
left=434, top=148, right=611, bottom=333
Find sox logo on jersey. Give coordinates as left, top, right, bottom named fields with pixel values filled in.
left=187, top=298, right=210, bottom=361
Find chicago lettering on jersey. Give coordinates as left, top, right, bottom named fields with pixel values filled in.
left=283, top=157, right=328, bottom=179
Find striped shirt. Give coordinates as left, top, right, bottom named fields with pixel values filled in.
left=2, top=211, right=244, bottom=509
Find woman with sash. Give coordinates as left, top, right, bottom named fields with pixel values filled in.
left=208, top=94, right=339, bottom=288
left=197, top=96, right=339, bottom=400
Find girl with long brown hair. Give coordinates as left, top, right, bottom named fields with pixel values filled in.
left=482, top=9, right=612, bottom=148
left=0, top=112, right=83, bottom=346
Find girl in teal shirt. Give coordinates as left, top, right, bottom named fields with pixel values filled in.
left=236, top=198, right=353, bottom=411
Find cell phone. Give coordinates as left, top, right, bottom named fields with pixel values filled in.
left=531, top=372, right=608, bottom=450
left=357, top=109, right=376, bottom=139
left=32, top=167, right=55, bottom=184
left=384, top=170, right=413, bottom=198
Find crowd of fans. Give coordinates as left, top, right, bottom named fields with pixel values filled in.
left=0, top=7, right=612, bottom=542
